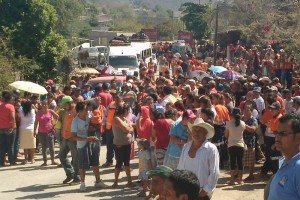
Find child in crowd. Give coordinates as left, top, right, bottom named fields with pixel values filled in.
left=137, top=138, right=152, bottom=197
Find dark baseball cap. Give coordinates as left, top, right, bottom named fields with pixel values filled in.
left=146, top=165, right=173, bottom=178
left=269, top=101, right=281, bottom=110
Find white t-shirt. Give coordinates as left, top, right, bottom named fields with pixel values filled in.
left=19, top=109, right=36, bottom=130
left=71, top=116, right=89, bottom=148
left=225, top=120, right=245, bottom=148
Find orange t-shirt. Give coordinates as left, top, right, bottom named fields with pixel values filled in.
left=214, top=104, right=230, bottom=124
left=267, top=113, right=282, bottom=132
left=90, top=105, right=105, bottom=125
left=260, top=109, right=272, bottom=124
left=61, top=109, right=77, bottom=140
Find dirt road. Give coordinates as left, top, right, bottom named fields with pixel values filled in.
left=0, top=145, right=266, bottom=200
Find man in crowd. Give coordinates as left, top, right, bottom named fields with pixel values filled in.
left=146, top=165, right=173, bottom=200
left=164, top=170, right=200, bottom=200
left=267, top=113, right=300, bottom=200
left=59, top=96, right=80, bottom=184
left=101, top=93, right=123, bottom=167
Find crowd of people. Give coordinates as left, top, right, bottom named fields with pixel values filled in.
left=0, top=42, right=300, bottom=200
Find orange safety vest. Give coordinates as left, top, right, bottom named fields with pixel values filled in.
left=105, top=102, right=116, bottom=130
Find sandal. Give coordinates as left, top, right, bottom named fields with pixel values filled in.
left=29, top=159, right=35, bottom=164
left=111, top=182, right=118, bottom=188
left=227, top=180, right=235, bottom=185
left=137, top=191, right=146, bottom=197
left=22, top=160, right=28, bottom=165
left=40, top=163, right=47, bottom=167
left=244, top=176, right=255, bottom=182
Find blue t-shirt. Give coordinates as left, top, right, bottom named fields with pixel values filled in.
left=268, top=153, right=300, bottom=200
left=82, top=91, right=94, bottom=100
left=71, top=116, right=89, bottom=148
left=165, top=120, right=189, bottom=158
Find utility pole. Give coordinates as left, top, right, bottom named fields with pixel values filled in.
left=213, top=3, right=219, bottom=66
left=199, top=0, right=201, bottom=5
left=171, top=11, right=174, bottom=41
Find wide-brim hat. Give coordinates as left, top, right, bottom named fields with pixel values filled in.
left=188, top=118, right=215, bottom=139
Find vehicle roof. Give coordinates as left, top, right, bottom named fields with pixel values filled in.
left=109, top=46, right=137, bottom=56
left=88, top=76, right=126, bottom=83
left=131, top=42, right=152, bottom=52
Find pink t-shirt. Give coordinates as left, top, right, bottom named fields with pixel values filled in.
left=37, top=110, right=53, bottom=134
left=99, top=92, right=113, bottom=108
left=0, top=103, right=15, bottom=129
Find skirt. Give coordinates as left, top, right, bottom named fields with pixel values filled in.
left=243, top=148, right=255, bottom=167
left=19, top=128, right=36, bottom=149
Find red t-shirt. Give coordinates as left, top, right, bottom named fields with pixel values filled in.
left=153, top=119, right=171, bottom=149
left=99, top=92, right=113, bottom=108
left=0, top=103, right=15, bottom=129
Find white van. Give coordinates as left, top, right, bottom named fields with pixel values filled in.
left=107, top=45, right=139, bottom=76
left=131, top=41, right=156, bottom=64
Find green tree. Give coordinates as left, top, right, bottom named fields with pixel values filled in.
left=180, top=2, right=212, bottom=40
left=0, top=0, right=68, bottom=83
left=47, top=0, right=86, bottom=37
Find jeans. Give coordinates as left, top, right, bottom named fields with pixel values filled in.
left=89, top=131, right=101, bottom=166
left=0, top=128, right=16, bottom=165
left=59, top=139, right=79, bottom=179
left=105, top=129, right=114, bottom=163
left=38, top=133, right=55, bottom=162
left=286, top=69, right=293, bottom=89
left=14, top=128, right=20, bottom=160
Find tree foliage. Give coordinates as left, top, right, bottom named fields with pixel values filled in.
left=180, top=2, right=212, bottom=40
left=0, top=0, right=68, bottom=84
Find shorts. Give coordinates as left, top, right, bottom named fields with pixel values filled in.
left=77, top=146, right=90, bottom=170
left=114, top=144, right=131, bottom=169
left=77, top=141, right=100, bottom=170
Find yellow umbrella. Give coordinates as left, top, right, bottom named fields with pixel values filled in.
left=72, top=68, right=100, bottom=75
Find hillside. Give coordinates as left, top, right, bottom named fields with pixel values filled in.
left=95, top=0, right=213, bottom=11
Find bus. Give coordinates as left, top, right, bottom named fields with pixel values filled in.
left=131, top=41, right=157, bottom=64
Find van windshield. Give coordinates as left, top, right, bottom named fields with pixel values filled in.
left=109, top=56, right=138, bottom=68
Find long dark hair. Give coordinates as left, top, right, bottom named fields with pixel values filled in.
left=23, top=101, right=32, bottom=117
left=115, top=103, right=130, bottom=117
left=231, top=107, right=242, bottom=127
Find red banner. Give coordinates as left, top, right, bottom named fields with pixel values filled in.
left=141, top=28, right=158, bottom=42
left=178, top=31, right=194, bottom=47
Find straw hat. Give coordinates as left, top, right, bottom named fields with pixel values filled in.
left=188, top=118, right=215, bottom=139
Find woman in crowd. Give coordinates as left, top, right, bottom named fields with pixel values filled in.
left=33, top=100, right=59, bottom=166
left=198, top=96, right=217, bottom=120
left=0, top=91, right=17, bottom=166
left=152, top=109, right=176, bottom=165
left=225, top=108, right=246, bottom=185
left=164, top=110, right=195, bottom=169
left=210, top=93, right=230, bottom=169
left=19, top=101, right=36, bottom=164
left=111, top=103, right=134, bottom=187
left=136, top=106, right=153, bottom=141
left=242, top=105, right=258, bottom=181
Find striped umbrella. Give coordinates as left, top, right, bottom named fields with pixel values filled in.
left=219, top=70, right=243, bottom=80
